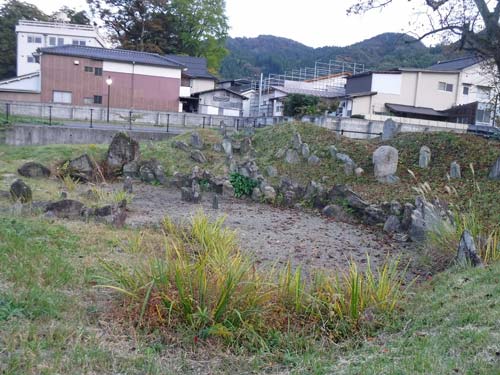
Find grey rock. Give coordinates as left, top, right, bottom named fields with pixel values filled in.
left=45, top=199, right=84, bottom=219
left=222, top=180, right=235, bottom=197
left=222, top=137, right=233, bottom=157
left=173, top=140, right=190, bottom=152
left=344, top=162, right=355, bottom=176
left=449, top=161, right=461, bottom=179
left=283, top=190, right=296, bottom=207
left=266, top=165, right=278, bottom=177
left=232, top=141, right=241, bottom=154
left=275, top=148, right=286, bottom=159
left=190, top=132, right=204, bottom=150
left=308, top=155, right=321, bottom=165
left=280, top=178, right=305, bottom=200
left=106, top=132, right=140, bottom=174
left=419, top=146, right=431, bottom=169
left=401, top=203, right=414, bottom=231
left=212, top=194, right=219, bottom=209
left=301, top=143, right=310, bottom=158
left=382, top=118, right=397, bottom=140
left=336, top=153, right=355, bottom=165
left=241, top=138, right=252, bottom=154
left=409, top=198, right=454, bottom=242
left=213, top=143, right=223, bottom=153
left=390, top=200, right=402, bottom=216
left=363, top=205, right=388, bottom=225
left=170, top=172, right=190, bottom=189
left=10, top=179, right=32, bottom=203
left=292, top=132, right=302, bottom=150
left=181, top=180, right=202, bottom=203
left=153, top=163, right=167, bottom=185
left=285, top=149, right=300, bottom=164
left=328, top=185, right=368, bottom=211
left=228, top=158, right=238, bottom=173
left=190, top=150, right=207, bottom=164
left=489, top=156, right=500, bottom=180
left=384, top=215, right=402, bottom=234
left=18, top=162, right=51, bottom=178
left=262, top=185, right=276, bottom=202
left=329, top=145, right=338, bottom=158
left=322, top=204, right=350, bottom=221
left=139, top=164, right=156, bottom=183
left=354, top=167, right=364, bottom=177
left=68, top=154, right=95, bottom=182
left=373, top=146, right=399, bottom=183
left=456, top=230, right=483, bottom=267
left=376, top=175, right=400, bottom=184
left=123, top=160, right=140, bottom=178
left=123, top=176, right=133, bottom=193
left=304, top=180, right=327, bottom=208
left=251, top=187, right=262, bottom=201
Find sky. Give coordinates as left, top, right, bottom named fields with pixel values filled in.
left=11, top=0, right=422, bottom=48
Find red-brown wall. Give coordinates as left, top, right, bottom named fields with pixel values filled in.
left=0, top=92, right=41, bottom=102
left=41, top=54, right=180, bottom=111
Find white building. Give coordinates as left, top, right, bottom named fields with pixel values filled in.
left=16, top=20, right=107, bottom=76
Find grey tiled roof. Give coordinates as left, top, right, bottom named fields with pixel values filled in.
left=40, top=45, right=184, bottom=69
left=273, top=85, right=345, bottom=98
left=165, top=54, right=216, bottom=79
left=427, top=56, right=483, bottom=71
left=385, top=103, right=448, bottom=117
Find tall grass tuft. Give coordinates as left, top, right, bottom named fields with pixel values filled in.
left=98, top=212, right=408, bottom=347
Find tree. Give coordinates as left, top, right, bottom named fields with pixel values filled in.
left=283, top=94, right=338, bottom=117
left=348, top=1, right=500, bottom=75
left=87, top=0, right=229, bottom=72
left=0, top=1, right=48, bottom=79
left=52, top=6, right=91, bottom=25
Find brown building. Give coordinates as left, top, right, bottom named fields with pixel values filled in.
left=39, top=45, right=184, bottom=112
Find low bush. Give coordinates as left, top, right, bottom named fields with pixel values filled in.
left=98, top=211, right=408, bottom=348
left=229, top=172, right=258, bottom=198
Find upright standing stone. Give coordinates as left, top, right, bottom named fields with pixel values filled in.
left=285, top=149, right=300, bottom=164
left=450, top=161, right=461, bottom=179
left=456, top=230, right=483, bottom=267
left=372, top=146, right=399, bottom=183
left=292, top=132, right=302, bottom=150
left=212, top=194, right=219, bottom=209
left=190, top=132, right=204, bottom=150
left=419, top=146, right=431, bottom=168
left=382, top=119, right=397, bottom=140
left=123, top=176, right=133, bottom=193
left=329, top=145, right=338, bottom=158
left=488, top=156, right=500, bottom=180
left=106, top=133, right=140, bottom=174
left=241, top=138, right=252, bottom=154
left=10, top=179, right=32, bottom=203
left=222, top=138, right=232, bottom=158
left=301, top=143, right=310, bottom=158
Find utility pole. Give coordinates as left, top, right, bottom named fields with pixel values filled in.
left=258, top=73, right=263, bottom=117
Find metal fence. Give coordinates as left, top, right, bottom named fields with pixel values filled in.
left=0, top=100, right=295, bottom=132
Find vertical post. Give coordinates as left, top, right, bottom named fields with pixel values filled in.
left=49, top=105, right=52, bottom=125
left=258, top=73, right=263, bottom=116
left=166, top=113, right=170, bottom=133
left=253, top=118, right=256, bottom=128
left=235, top=118, right=239, bottom=131
left=107, top=83, right=111, bottom=123
left=5, top=103, right=9, bottom=123
left=129, top=110, right=132, bottom=130
left=203, top=116, right=206, bottom=129
left=209, top=116, right=212, bottom=127
left=90, top=108, right=93, bottom=128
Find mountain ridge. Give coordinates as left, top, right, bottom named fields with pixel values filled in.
left=220, top=32, right=462, bottom=80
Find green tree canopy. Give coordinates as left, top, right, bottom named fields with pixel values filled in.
left=0, top=0, right=48, bottom=79
left=87, top=0, right=229, bottom=73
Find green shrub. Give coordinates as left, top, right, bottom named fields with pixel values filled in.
left=229, top=173, right=258, bottom=198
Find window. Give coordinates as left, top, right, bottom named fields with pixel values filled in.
left=93, top=95, right=103, bottom=104
left=72, top=39, right=86, bottom=46
left=94, top=67, right=103, bottom=76
left=84, top=66, right=94, bottom=73
left=463, top=86, right=470, bottom=95
left=27, top=56, right=35, bottom=63
left=477, top=86, right=491, bottom=101
left=438, top=81, right=453, bottom=92
left=83, top=97, right=93, bottom=105
left=57, top=37, right=64, bottom=46
left=27, top=35, right=42, bottom=44
left=49, top=37, right=56, bottom=46
left=476, top=109, right=492, bottom=124
left=53, top=91, right=72, bottom=104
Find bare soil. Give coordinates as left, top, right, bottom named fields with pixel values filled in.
left=126, top=183, right=408, bottom=272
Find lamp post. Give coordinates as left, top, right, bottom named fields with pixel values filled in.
left=106, top=76, right=113, bottom=123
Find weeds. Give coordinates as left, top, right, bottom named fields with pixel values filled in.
left=229, top=173, right=258, bottom=198
left=98, top=211, right=408, bottom=348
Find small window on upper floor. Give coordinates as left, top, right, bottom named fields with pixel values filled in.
left=93, top=95, right=103, bottom=104
left=72, top=39, right=86, bottom=46
left=27, top=56, right=35, bottom=63
left=438, top=81, right=453, bottom=92
left=94, top=67, right=103, bottom=76
left=57, top=37, right=64, bottom=46
left=27, top=35, right=42, bottom=44
left=49, top=37, right=56, bottom=46
left=477, top=86, right=491, bottom=101
left=463, top=86, right=470, bottom=95
left=84, top=66, right=94, bottom=73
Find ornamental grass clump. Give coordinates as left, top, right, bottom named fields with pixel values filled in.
left=98, top=211, right=408, bottom=347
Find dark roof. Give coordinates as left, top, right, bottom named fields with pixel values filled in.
left=427, top=56, right=483, bottom=71
left=349, top=70, right=401, bottom=79
left=165, top=54, right=216, bottom=79
left=40, top=45, right=184, bottom=69
left=385, top=103, right=448, bottom=117
left=347, top=91, right=377, bottom=98
left=194, top=88, right=248, bottom=99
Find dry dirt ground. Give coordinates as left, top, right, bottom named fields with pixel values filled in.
left=126, top=183, right=408, bottom=272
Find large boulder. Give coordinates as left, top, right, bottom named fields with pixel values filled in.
left=18, top=162, right=51, bottom=178
left=327, top=185, right=368, bottom=211
left=285, top=149, right=300, bottom=164
left=139, top=159, right=167, bottom=185
left=190, top=132, right=204, bottom=150
left=488, top=156, right=500, bottom=180
left=409, top=197, right=454, bottom=242
left=10, top=179, right=32, bottom=203
left=419, top=146, right=431, bottom=169
left=173, top=140, right=190, bottom=152
left=373, top=146, right=399, bottom=184
left=106, top=133, right=140, bottom=174
left=191, top=150, right=207, bottom=164
left=68, top=154, right=95, bottom=182
left=322, top=204, right=351, bottom=221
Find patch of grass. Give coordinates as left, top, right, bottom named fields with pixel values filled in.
left=0, top=113, right=63, bottom=126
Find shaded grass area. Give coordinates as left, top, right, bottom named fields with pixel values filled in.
left=0, top=113, right=63, bottom=126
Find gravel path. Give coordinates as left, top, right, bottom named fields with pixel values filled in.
left=126, top=183, right=403, bottom=272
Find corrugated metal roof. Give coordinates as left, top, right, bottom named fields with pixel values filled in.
left=40, top=45, right=184, bottom=69
left=165, top=54, right=216, bottom=79
left=427, top=56, right=482, bottom=71
left=385, top=103, right=448, bottom=117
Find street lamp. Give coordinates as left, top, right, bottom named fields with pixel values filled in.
left=106, top=76, right=113, bottom=123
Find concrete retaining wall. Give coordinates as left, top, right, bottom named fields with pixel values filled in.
left=4, top=124, right=175, bottom=146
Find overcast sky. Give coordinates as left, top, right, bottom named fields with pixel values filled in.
left=9, top=0, right=422, bottom=47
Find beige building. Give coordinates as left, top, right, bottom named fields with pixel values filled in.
left=342, top=57, right=497, bottom=125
